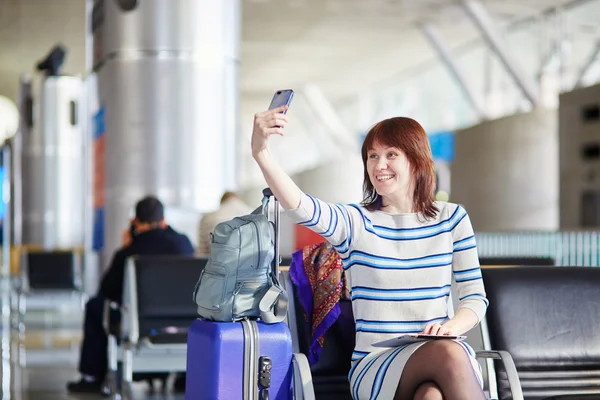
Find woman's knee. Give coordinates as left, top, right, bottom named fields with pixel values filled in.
left=413, top=382, right=443, bottom=400
left=421, top=340, right=472, bottom=373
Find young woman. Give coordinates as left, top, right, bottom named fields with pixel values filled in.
left=252, top=105, right=488, bottom=400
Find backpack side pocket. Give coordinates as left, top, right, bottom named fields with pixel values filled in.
left=195, top=263, right=229, bottom=319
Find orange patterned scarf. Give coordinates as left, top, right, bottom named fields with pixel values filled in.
left=290, top=242, right=350, bottom=364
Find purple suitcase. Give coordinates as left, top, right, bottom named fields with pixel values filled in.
left=186, top=189, right=294, bottom=399
left=186, top=318, right=293, bottom=399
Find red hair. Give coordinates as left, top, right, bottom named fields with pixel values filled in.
left=361, top=117, right=438, bottom=219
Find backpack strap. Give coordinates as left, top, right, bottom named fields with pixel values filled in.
left=251, top=194, right=270, bottom=216
left=258, top=277, right=289, bottom=323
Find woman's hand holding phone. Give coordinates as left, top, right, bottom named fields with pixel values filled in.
left=251, top=106, right=289, bottom=156
left=249, top=89, right=303, bottom=211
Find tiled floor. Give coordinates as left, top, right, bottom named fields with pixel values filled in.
left=5, top=363, right=184, bottom=400
left=0, top=294, right=185, bottom=400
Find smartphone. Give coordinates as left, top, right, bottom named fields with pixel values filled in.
left=129, top=223, right=137, bottom=239
left=268, top=89, right=294, bottom=113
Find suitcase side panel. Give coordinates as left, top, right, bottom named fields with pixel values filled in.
left=257, top=321, right=294, bottom=400
left=186, top=319, right=245, bottom=400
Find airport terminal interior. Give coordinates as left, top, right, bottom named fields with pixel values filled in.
left=2, top=0, right=600, bottom=399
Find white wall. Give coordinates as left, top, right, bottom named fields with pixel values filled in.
left=451, top=108, right=559, bottom=231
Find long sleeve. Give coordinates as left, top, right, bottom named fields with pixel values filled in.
left=450, top=205, right=489, bottom=321
left=285, top=192, right=357, bottom=254
left=99, top=250, right=127, bottom=303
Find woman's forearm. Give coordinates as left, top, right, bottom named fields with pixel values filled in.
left=253, top=148, right=302, bottom=211
left=443, top=308, right=479, bottom=335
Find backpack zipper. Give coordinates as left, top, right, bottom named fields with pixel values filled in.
left=251, top=220, right=261, bottom=269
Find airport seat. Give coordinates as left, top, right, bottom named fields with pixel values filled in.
left=15, top=249, right=86, bottom=332
left=105, top=255, right=207, bottom=399
left=21, top=250, right=82, bottom=291
left=482, top=266, right=600, bottom=399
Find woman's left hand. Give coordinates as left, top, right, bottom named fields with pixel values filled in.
left=422, top=322, right=455, bottom=336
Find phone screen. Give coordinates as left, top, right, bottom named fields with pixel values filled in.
left=268, top=89, right=294, bottom=113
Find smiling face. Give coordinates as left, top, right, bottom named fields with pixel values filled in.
left=366, top=141, right=414, bottom=200
left=360, top=117, right=437, bottom=217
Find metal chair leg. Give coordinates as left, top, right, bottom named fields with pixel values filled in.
left=165, top=372, right=177, bottom=393
left=107, top=335, right=120, bottom=399
left=122, top=348, right=134, bottom=400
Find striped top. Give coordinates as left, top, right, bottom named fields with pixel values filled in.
left=286, top=193, right=488, bottom=361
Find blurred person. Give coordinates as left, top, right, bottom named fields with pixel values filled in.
left=197, top=191, right=253, bottom=255
left=251, top=106, right=488, bottom=400
left=67, top=196, right=194, bottom=394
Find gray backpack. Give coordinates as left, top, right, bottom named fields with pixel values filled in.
left=193, top=192, right=288, bottom=323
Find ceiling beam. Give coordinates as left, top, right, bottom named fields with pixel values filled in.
left=420, top=23, right=489, bottom=120
left=301, top=83, right=357, bottom=150
left=573, top=39, right=600, bottom=88
left=462, top=0, right=539, bottom=107
left=510, top=0, right=597, bottom=31
left=540, top=40, right=561, bottom=73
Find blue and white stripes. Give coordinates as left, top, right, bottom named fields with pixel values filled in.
left=286, top=193, right=488, bottom=399
left=297, top=194, right=322, bottom=228
left=349, top=204, right=467, bottom=241
left=352, top=350, right=370, bottom=362
left=459, top=293, right=490, bottom=308
left=341, top=251, right=453, bottom=271
left=351, top=285, right=452, bottom=302
left=297, top=195, right=353, bottom=254
left=453, top=267, right=482, bottom=283
left=367, top=346, right=406, bottom=399
left=351, top=351, right=386, bottom=400
left=454, top=234, right=477, bottom=252
left=355, top=317, right=448, bottom=334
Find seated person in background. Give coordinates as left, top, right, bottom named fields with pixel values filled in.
left=67, top=195, right=194, bottom=394
left=197, top=191, right=253, bottom=255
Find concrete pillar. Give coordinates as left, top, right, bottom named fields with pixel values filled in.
left=559, top=83, right=600, bottom=229
left=20, top=76, right=86, bottom=249
left=451, top=108, right=559, bottom=231
left=92, top=0, right=240, bottom=256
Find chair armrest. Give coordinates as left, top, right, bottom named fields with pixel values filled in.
left=10, top=276, right=24, bottom=297
left=292, top=353, right=315, bottom=400
left=102, top=300, right=122, bottom=336
left=476, top=350, right=523, bottom=400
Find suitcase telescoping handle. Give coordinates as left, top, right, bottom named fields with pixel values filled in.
left=262, top=187, right=280, bottom=280
left=258, top=188, right=288, bottom=323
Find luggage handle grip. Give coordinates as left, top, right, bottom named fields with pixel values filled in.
left=262, top=188, right=274, bottom=199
